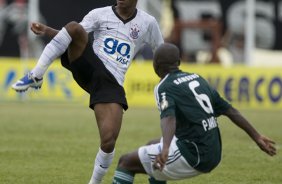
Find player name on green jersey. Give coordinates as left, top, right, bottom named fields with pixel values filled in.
left=173, top=74, right=199, bottom=85
left=202, top=116, right=218, bottom=131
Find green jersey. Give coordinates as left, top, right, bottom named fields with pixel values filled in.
left=154, top=70, right=231, bottom=173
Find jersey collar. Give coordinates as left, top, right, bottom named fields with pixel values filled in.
left=112, top=5, right=138, bottom=24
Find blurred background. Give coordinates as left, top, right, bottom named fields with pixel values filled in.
left=1, top=2, right=281, bottom=184
left=1, top=0, right=282, bottom=110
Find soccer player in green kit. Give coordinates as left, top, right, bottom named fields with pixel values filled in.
left=112, top=43, right=276, bottom=184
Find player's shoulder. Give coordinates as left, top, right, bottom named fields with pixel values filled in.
left=156, top=74, right=176, bottom=92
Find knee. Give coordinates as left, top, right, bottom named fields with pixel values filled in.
left=100, top=134, right=117, bottom=153
left=117, top=154, right=130, bottom=169
left=65, top=21, right=85, bottom=38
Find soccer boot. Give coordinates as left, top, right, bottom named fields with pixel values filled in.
left=11, top=72, right=43, bottom=92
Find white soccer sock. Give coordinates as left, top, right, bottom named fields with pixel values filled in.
left=88, top=148, right=115, bottom=184
left=31, top=27, right=72, bottom=79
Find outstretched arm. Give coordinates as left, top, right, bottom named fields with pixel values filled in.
left=223, top=106, right=276, bottom=156
left=30, top=22, right=59, bottom=38
left=153, top=116, right=176, bottom=171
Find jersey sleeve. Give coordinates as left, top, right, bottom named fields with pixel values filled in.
left=147, top=18, right=164, bottom=52
left=79, top=9, right=100, bottom=33
left=211, top=88, right=231, bottom=117
left=155, top=85, right=176, bottom=119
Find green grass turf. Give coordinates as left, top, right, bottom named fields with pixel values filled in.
left=0, top=102, right=281, bottom=184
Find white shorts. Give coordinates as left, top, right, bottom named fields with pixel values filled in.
left=138, top=136, right=202, bottom=181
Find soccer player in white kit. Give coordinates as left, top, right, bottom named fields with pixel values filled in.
left=11, top=1, right=164, bottom=184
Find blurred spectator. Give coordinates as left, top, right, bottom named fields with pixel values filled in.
left=169, top=0, right=282, bottom=65
left=0, top=0, right=6, bottom=45
left=0, top=0, right=115, bottom=58
left=137, top=0, right=163, bottom=23
left=135, top=0, right=165, bottom=60
left=0, top=0, right=45, bottom=58
left=0, top=0, right=29, bottom=57
left=166, top=0, right=222, bottom=63
left=219, top=0, right=280, bottom=64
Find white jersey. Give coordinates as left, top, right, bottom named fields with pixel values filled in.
left=80, top=6, right=164, bottom=86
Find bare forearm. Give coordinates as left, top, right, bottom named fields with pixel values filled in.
left=223, top=106, right=276, bottom=156
left=44, top=26, right=59, bottom=38
left=161, top=116, right=176, bottom=150
left=224, top=107, right=260, bottom=141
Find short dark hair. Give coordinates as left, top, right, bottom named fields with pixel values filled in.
left=153, top=43, right=180, bottom=77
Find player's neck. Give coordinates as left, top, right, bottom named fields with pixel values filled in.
left=115, top=6, right=136, bottom=20
left=159, top=68, right=180, bottom=79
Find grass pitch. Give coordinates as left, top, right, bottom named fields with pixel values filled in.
left=0, top=102, right=281, bottom=184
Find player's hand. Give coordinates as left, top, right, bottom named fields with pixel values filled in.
left=30, top=22, right=46, bottom=36
left=153, top=148, right=169, bottom=171
left=255, top=135, right=276, bottom=156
